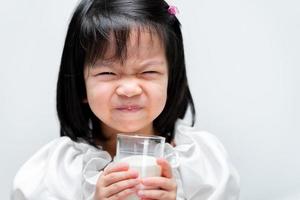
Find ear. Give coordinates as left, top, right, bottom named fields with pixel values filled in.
left=83, top=98, right=88, bottom=103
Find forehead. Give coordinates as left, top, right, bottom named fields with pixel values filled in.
left=103, top=29, right=166, bottom=62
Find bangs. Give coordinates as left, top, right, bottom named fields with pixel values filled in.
left=79, top=15, right=167, bottom=66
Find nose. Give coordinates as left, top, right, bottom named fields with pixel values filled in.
left=116, top=79, right=142, bottom=97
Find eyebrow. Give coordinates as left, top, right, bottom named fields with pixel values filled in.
left=140, top=59, right=166, bottom=67
left=93, top=60, right=114, bottom=67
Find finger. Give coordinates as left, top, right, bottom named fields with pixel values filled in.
left=106, top=187, right=136, bottom=200
left=141, top=177, right=176, bottom=191
left=106, top=178, right=140, bottom=197
left=156, top=158, right=172, bottom=178
left=103, top=162, right=129, bottom=175
left=95, top=188, right=136, bottom=200
left=137, top=189, right=176, bottom=200
left=103, top=169, right=139, bottom=186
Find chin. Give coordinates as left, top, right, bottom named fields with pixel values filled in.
left=117, top=126, right=143, bottom=134
left=116, top=122, right=151, bottom=134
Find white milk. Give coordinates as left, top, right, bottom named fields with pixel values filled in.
left=120, top=155, right=161, bottom=200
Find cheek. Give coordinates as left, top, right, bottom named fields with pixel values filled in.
left=158, top=87, right=168, bottom=109
left=148, top=81, right=168, bottom=112
left=86, top=82, right=114, bottom=112
left=87, top=80, right=112, bottom=98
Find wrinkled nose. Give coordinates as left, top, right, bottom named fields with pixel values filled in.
left=116, top=79, right=142, bottom=97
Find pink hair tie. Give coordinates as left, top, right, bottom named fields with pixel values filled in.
left=168, top=5, right=179, bottom=15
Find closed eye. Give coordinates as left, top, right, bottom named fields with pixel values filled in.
left=142, top=71, right=158, bottom=74
left=96, top=72, right=116, bottom=76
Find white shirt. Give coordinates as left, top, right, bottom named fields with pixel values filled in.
left=11, top=120, right=240, bottom=200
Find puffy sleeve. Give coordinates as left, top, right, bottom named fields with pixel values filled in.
left=170, top=120, right=240, bottom=200
left=11, top=137, right=111, bottom=200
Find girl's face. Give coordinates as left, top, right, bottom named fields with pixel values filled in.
left=84, top=30, right=168, bottom=137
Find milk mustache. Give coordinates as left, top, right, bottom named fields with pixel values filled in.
left=120, top=155, right=161, bottom=200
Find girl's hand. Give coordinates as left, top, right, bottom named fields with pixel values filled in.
left=137, top=158, right=177, bottom=200
left=94, top=162, right=140, bottom=200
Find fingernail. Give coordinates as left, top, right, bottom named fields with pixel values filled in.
left=136, top=183, right=146, bottom=189
left=137, top=190, right=144, bottom=196
left=129, top=171, right=139, bottom=177
left=131, top=179, right=139, bottom=185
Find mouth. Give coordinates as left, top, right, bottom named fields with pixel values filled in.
left=116, top=105, right=143, bottom=112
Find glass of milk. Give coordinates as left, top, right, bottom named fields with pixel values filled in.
left=116, top=134, right=165, bottom=200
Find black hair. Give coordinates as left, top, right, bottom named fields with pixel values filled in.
left=56, top=0, right=196, bottom=146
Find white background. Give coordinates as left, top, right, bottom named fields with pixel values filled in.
left=1, top=0, right=299, bottom=199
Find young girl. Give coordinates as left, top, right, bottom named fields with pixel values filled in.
left=12, top=0, right=240, bottom=199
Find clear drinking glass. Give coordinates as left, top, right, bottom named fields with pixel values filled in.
left=116, top=134, right=166, bottom=200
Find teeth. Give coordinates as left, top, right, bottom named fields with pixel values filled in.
left=117, top=106, right=139, bottom=111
